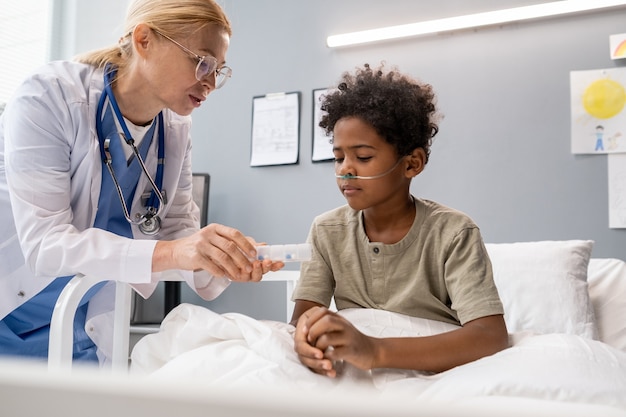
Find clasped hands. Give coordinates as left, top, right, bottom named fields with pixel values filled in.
left=294, top=306, right=378, bottom=378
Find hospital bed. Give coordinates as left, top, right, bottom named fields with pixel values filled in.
left=1, top=357, right=624, bottom=417
left=25, top=240, right=626, bottom=416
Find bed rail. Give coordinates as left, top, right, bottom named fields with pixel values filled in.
left=48, top=274, right=132, bottom=372
left=48, top=270, right=301, bottom=372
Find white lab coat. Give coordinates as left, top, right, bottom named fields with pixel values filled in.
left=0, top=61, right=229, bottom=362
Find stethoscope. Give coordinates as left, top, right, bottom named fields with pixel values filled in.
left=96, top=65, right=166, bottom=235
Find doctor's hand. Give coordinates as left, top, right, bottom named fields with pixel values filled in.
left=152, top=223, right=284, bottom=281
left=295, top=306, right=378, bottom=377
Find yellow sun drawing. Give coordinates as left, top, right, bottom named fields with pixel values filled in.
left=582, top=78, right=626, bottom=119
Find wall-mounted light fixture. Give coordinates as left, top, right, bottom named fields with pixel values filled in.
left=327, top=0, right=626, bottom=48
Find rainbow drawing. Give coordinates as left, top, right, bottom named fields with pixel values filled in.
left=610, top=34, right=626, bottom=60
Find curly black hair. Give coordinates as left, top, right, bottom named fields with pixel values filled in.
left=319, top=63, right=439, bottom=163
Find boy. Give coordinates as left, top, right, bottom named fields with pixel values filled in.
left=291, top=63, right=508, bottom=377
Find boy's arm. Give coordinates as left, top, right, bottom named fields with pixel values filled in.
left=370, top=314, right=508, bottom=373
left=304, top=310, right=508, bottom=375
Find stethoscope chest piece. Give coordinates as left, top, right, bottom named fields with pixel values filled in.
left=138, top=215, right=161, bottom=235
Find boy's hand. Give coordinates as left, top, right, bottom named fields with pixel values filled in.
left=294, top=307, right=338, bottom=377
left=294, top=306, right=378, bottom=376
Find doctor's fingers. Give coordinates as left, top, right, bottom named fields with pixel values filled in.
left=253, top=258, right=284, bottom=273
left=230, top=260, right=264, bottom=282
left=184, top=241, right=250, bottom=281
left=201, top=246, right=253, bottom=281
left=201, top=223, right=257, bottom=259
left=196, top=228, right=256, bottom=279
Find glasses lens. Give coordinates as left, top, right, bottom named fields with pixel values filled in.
left=195, top=57, right=217, bottom=81
left=215, top=66, right=232, bottom=89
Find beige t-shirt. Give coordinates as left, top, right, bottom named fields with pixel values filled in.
left=293, top=197, right=504, bottom=326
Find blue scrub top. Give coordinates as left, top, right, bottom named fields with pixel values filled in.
left=0, top=101, right=156, bottom=363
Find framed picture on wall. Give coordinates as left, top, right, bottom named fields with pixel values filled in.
left=311, top=88, right=334, bottom=162
left=250, top=91, right=301, bottom=167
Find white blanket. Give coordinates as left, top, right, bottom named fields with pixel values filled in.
left=131, top=304, right=626, bottom=410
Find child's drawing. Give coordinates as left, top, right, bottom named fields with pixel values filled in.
left=610, top=33, right=626, bottom=60
left=571, top=68, right=626, bottom=154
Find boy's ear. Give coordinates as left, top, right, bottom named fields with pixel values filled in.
left=405, top=148, right=426, bottom=178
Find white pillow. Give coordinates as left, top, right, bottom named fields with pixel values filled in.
left=485, top=240, right=598, bottom=339
left=588, top=258, right=626, bottom=352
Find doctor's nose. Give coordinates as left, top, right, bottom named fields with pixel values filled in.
left=201, top=78, right=216, bottom=94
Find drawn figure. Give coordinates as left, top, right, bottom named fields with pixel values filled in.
left=607, top=132, right=622, bottom=151
left=595, top=125, right=605, bottom=151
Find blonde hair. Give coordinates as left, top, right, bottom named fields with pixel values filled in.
left=76, top=0, right=231, bottom=71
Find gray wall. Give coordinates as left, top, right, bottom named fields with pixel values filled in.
left=58, top=0, right=626, bottom=321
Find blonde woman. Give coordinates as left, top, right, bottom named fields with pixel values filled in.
left=0, top=0, right=282, bottom=364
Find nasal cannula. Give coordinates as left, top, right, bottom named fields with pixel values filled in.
left=335, top=158, right=403, bottom=180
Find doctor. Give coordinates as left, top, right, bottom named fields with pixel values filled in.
left=0, top=0, right=283, bottom=364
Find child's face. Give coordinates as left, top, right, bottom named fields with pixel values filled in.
left=332, top=117, right=409, bottom=211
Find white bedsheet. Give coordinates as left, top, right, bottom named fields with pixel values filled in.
left=131, top=304, right=626, bottom=411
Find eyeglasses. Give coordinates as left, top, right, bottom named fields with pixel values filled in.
left=153, top=29, right=232, bottom=88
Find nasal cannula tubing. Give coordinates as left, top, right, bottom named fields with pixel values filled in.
left=335, top=158, right=403, bottom=180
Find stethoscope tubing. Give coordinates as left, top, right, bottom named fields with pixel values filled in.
left=96, top=65, right=166, bottom=233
